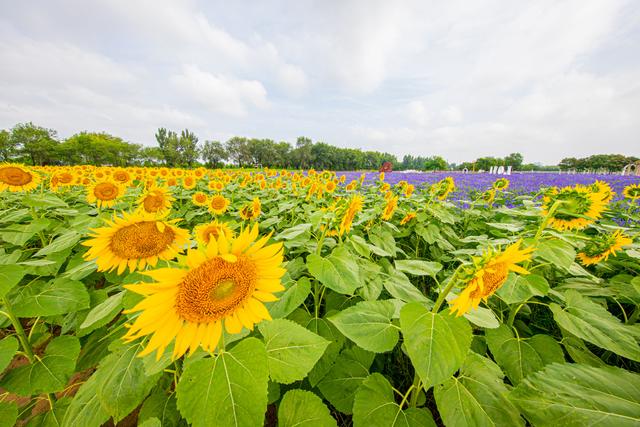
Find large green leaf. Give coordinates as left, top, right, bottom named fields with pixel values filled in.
left=510, top=363, right=640, bottom=426
left=496, top=273, right=549, bottom=305
left=26, top=397, right=70, bottom=427
left=176, top=338, right=268, bottom=427
left=0, top=264, right=25, bottom=298
left=79, top=291, right=124, bottom=330
left=307, top=317, right=345, bottom=387
left=329, top=300, right=399, bottom=353
left=383, top=269, right=431, bottom=304
left=535, top=239, right=575, bottom=270
left=395, top=260, right=442, bottom=278
left=486, top=324, right=565, bottom=385
left=138, top=390, right=181, bottom=427
left=317, top=347, right=375, bottom=414
left=550, top=290, right=640, bottom=362
left=63, top=372, right=110, bottom=427
left=400, top=303, right=472, bottom=389
left=0, top=336, right=18, bottom=373
left=435, top=352, right=524, bottom=427
left=94, top=343, right=162, bottom=422
left=265, top=277, right=311, bottom=319
left=0, top=402, right=18, bottom=427
left=1, top=335, right=80, bottom=396
left=353, top=373, right=436, bottom=427
left=278, top=390, right=337, bottom=427
left=259, top=319, right=329, bottom=384
left=0, top=218, right=50, bottom=246
left=11, top=278, right=90, bottom=317
left=307, top=246, right=361, bottom=294
left=35, top=231, right=81, bottom=256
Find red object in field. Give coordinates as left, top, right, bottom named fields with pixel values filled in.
left=379, top=162, right=393, bottom=173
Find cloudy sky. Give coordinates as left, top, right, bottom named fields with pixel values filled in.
left=1, top=1, right=639, bottom=164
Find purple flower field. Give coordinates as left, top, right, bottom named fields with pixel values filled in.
left=341, top=171, right=640, bottom=202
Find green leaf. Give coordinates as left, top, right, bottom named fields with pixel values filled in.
left=435, top=353, right=524, bottom=427
left=400, top=303, right=472, bottom=389
left=176, top=337, right=268, bottom=427
left=0, top=402, right=18, bottom=427
left=94, top=343, right=162, bottom=422
left=26, top=397, right=70, bottom=427
left=307, top=246, right=361, bottom=294
left=395, top=260, right=442, bottom=277
left=550, top=290, right=640, bottom=362
left=62, top=373, right=110, bottom=427
left=12, top=278, right=90, bottom=317
left=23, top=193, right=68, bottom=208
left=2, top=336, right=80, bottom=395
left=278, top=390, right=337, bottom=427
left=535, top=239, right=575, bottom=270
left=0, top=336, right=18, bottom=373
left=307, top=317, right=345, bottom=387
left=35, top=231, right=81, bottom=256
left=383, top=269, right=431, bottom=304
left=462, top=305, right=500, bottom=329
left=486, top=325, right=565, bottom=385
left=496, top=273, right=549, bottom=305
left=259, top=318, right=329, bottom=384
left=0, top=218, right=50, bottom=246
left=277, top=223, right=312, bottom=240
left=317, top=347, right=375, bottom=414
left=353, top=373, right=436, bottom=427
left=138, top=390, right=181, bottom=427
left=329, top=300, right=399, bottom=353
left=79, top=291, right=124, bottom=330
left=265, top=277, right=311, bottom=319
left=510, top=363, right=640, bottom=426
left=0, top=264, right=25, bottom=298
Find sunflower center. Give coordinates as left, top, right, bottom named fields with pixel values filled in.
left=472, top=263, right=509, bottom=298
left=94, top=182, right=119, bottom=200
left=175, top=256, right=257, bottom=323
left=110, top=221, right=175, bottom=259
left=202, top=226, right=220, bottom=243
left=0, top=167, right=33, bottom=186
left=211, top=197, right=226, bottom=210
left=143, top=194, right=164, bottom=212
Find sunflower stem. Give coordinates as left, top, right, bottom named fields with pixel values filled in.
left=1, top=297, right=36, bottom=363
left=431, top=265, right=463, bottom=313
left=408, top=373, right=422, bottom=408
left=506, top=303, right=524, bottom=328
left=627, top=306, right=640, bottom=325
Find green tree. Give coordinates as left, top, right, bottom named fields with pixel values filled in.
left=178, top=129, right=200, bottom=166
left=0, top=129, right=17, bottom=162
left=10, top=122, right=59, bottom=165
left=504, top=152, right=524, bottom=169
left=225, top=137, right=252, bottom=167
left=423, top=156, right=448, bottom=171
left=292, top=137, right=314, bottom=169
left=155, top=128, right=180, bottom=166
left=201, top=140, right=228, bottom=167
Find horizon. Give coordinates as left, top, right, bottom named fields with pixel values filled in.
left=1, top=1, right=639, bottom=164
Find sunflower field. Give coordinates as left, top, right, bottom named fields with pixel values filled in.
left=1, top=163, right=640, bottom=427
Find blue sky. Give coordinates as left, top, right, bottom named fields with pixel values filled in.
left=1, top=0, right=639, bottom=164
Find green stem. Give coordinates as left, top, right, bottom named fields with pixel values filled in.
left=506, top=303, right=523, bottom=327
left=408, top=373, right=422, bottom=408
left=431, top=265, right=463, bottom=313
left=1, top=297, right=35, bottom=363
left=627, top=306, right=640, bottom=325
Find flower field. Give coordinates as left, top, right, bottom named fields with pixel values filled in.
left=1, top=163, right=640, bottom=427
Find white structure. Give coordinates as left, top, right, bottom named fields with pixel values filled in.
left=489, top=165, right=511, bottom=175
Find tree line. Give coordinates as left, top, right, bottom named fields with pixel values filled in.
left=1, top=122, right=634, bottom=172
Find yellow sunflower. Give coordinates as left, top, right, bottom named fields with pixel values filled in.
left=239, top=197, right=261, bottom=220
left=137, top=186, right=174, bottom=216
left=0, top=163, right=42, bottom=192
left=449, top=240, right=534, bottom=316
left=194, top=220, right=234, bottom=246
left=209, top=195, right=230, bottom=215
left=182, top=175, right=197, bottom=190
left=122, top=224, right=286, bottom=360
left=381, top=195, right=399, bottom=220
left=400, top=212, right=416, bottom=225
left=339, top=194, right=364, bottom=236
left=482, top=189, right=496, bottom=204
left=577, top=230, right=633, bottom=266
left=492, top=178, right=510, bottom=191
left=623, top=184, right=640, bottom=201
left=431, top=177, right=455, bottom=200
left=590, top=180, right=615, bottom=203
left=82, top=211, right=190, bottom=274
left=86, top=180, right=126, bottom=208
left=192, top=192, right=209, bottom=207
left=112, top=169, right=133, bottom=186
left=542, top=185, right=606, bottom=231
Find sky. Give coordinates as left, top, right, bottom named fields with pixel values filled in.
left=1, top=0, right=639, bottom=165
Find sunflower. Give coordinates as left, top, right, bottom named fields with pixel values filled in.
left=137, top=186, right=174, bottom=216
left=339, top=195, right=364, bottom=236
left=87, top=180, right=126, bottom=208
left=325, top=181, right=337, bottom=193
left=122, top=224, right=285, bottom=360
left=404, top=184, right=415, bottom=198
left=82, top=211, right=189, bottom=274
left=112, top=169, right=133, bottom=186
left=482, top=189, right=496, bottom=204
left=492, top=178, right=509, bottom=191
left=209, top=195, right=230, bottom=215
left=239, top=198, right=261, bottom=220
left=192, top=192, right=209, bottom=207
left=590, top=180, right=615, bottom=203
left=431, top=177, right=455, bottom=200
left=182, top=175, right=197, bottom=190
left=400, top=212, right=416, bottom=225
left=623, top=184, right=640, bottom=201
left=542, top=185, right=606, bottom=231
left=208, top=180, right=225, bottom=192
left=449, top=240, right=534, bottom=316
left=194, top=220, right=235, bottom=246
left=381, top=195, right=398, bottom=220
left=0, top=163, right=42, bottom=192
left=577, top=230, right=633, bottom=266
